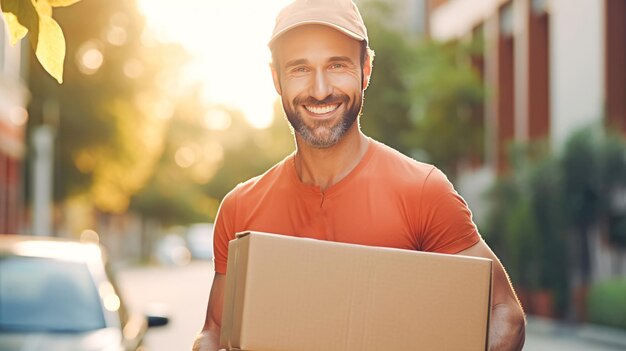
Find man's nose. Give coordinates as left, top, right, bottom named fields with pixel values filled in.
left=310, top=69, right=333, bottom=101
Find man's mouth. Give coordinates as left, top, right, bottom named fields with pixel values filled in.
left=303, top=103, right=341, bottom=115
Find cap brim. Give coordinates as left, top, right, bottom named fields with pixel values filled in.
left=268, top=20, right=365, bottom=47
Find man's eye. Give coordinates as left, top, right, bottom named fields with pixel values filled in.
left=291, top=67, right=308, bottom=73
left=330, top=63, right=345, bottom=69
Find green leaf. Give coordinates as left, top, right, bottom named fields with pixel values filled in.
left=35, top=14, right=65, bottom=83
left=1, top=11, right=28, bottom=44
left=48, top=0, right=81, bottom=7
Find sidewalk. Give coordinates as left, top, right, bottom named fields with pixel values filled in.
left=526, top=316, right=626, bottom=350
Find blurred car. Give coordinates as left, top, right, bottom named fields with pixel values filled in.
left=0, top=235, right=169, bottom=351
left=154, top=234, right=191, bottom=266
left=185, top=223, right=214, bottom=260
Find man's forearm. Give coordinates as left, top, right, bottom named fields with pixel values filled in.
left=489, top=303, right=526, bottom=351
left=192, top=329, right=222, bottom=351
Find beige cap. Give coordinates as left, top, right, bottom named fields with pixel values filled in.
left=269, top=0, right=368, bottom=47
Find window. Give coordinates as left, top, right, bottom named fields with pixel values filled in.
left=0, top=256, right=106, bottom=332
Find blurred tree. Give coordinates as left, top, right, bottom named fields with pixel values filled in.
left=129, top=89, right=220, bottom=225
left=202, top=100, right=294, bottom=211
left=482, top=174, right=518, bottom=255
left=406, top=39, right=484, bottom=179
left=359, top=2, right=415, bottom=155
left=20, top=0, right=300, bottom=226
left=561, top=127, right=626, bottom=288
left=599, top=133, right=626, bottom=251
left=484, top=125, right=626, bottom=319
left=359, top=1, right=484, bottom=179
left=484, top=142, right=569, bottom=317
left=132, top=96, right=294, bottom=225
left=561, top=129, right=601, bottom=291
left=504, top=194, right=540, bottom=290
left=26, top=0, right=188, bottom=214
left=527, top=153, right=568, bottom=316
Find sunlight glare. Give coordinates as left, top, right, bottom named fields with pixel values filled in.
left=77, top=41, right=104, bottom=75
left=137, top=0, right=292, bottom=129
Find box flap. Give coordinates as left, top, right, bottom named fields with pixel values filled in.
left=235, top=231, right=251, bottom=239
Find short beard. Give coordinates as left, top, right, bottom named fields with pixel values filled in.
left=283, top=93, right=362, bottom=148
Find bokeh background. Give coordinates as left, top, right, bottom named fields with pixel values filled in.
left=1, top=0, right=625, bottom=349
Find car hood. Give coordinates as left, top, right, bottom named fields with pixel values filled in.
left=0, top=327, right=122, bottom=351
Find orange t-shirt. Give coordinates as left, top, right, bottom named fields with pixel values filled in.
left=213, top=139, right=480, bottom=274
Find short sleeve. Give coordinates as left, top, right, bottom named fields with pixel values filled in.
left=213, top=187, right=239, bottom=274
left=418, top=168, right=481, bottom=253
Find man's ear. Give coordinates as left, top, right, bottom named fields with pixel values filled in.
left=270, top=63, right=282, bottom=96
left=362, top=54, right=373, bottom=90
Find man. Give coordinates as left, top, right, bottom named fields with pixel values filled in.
left=193, top=0, right=526, bottom=350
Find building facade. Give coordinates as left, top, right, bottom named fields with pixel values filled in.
left=430, top=0, right=624, bottom=173
left=429, top=0, right=626, bottom=283
left=0, top=18, right=30, bottom=234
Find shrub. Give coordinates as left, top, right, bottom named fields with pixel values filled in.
left=587, top=280, right=626, bottom=330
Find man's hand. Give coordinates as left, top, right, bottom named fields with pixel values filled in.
left=192, top=329, right=223, bottom=351
left=457, top=239, right=526, bottom=351
left=193, top=273, right=226, bottom=351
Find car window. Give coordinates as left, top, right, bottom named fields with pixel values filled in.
left=0, top=256, right=106, bottom=333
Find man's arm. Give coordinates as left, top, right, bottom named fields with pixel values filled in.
left=192, top=273, right=226, bottom=351
left=457, top=239, right=526, bottom=351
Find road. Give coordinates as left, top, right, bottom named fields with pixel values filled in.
left=119, top=261, right=214, bottom=351
left=118, top=262, right=625, bottom=351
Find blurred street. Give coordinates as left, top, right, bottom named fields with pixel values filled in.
left=118, top=261, right=214, bottom=351
left=524, top=318, right=626, bottom=351
left=118, top=262, right=626, bottom=351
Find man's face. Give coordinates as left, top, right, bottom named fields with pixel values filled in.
left=271, top=25, right=370, bottom=148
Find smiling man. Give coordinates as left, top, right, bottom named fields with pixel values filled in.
left=193, top=1, right=525, bottom=350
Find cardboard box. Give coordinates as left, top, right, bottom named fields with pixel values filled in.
left=221, top=232, right=492, bottom=351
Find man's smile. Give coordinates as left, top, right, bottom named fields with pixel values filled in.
left=303, top=103, right=342, bottom=116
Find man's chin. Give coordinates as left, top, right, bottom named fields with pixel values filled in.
left=301, top=138, right=338, bottom=149
left=297, top=126, right=344, bottom=148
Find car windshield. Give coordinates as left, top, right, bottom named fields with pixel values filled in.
left=0, top=256, right=106, bottom=333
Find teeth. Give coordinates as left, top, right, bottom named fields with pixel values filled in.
left=305, top=104, right=339, bottom=115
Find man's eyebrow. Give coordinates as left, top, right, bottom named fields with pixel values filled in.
left=284, top=56, right=356, bottom=69
left=284, top=59, right=308, bottom=69
left=328, top=56, right=355, bottom=64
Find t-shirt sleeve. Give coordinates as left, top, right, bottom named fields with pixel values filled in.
left=213, top=187, right=239, bottom=274
left=418, top=167, right=481, bottom=253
